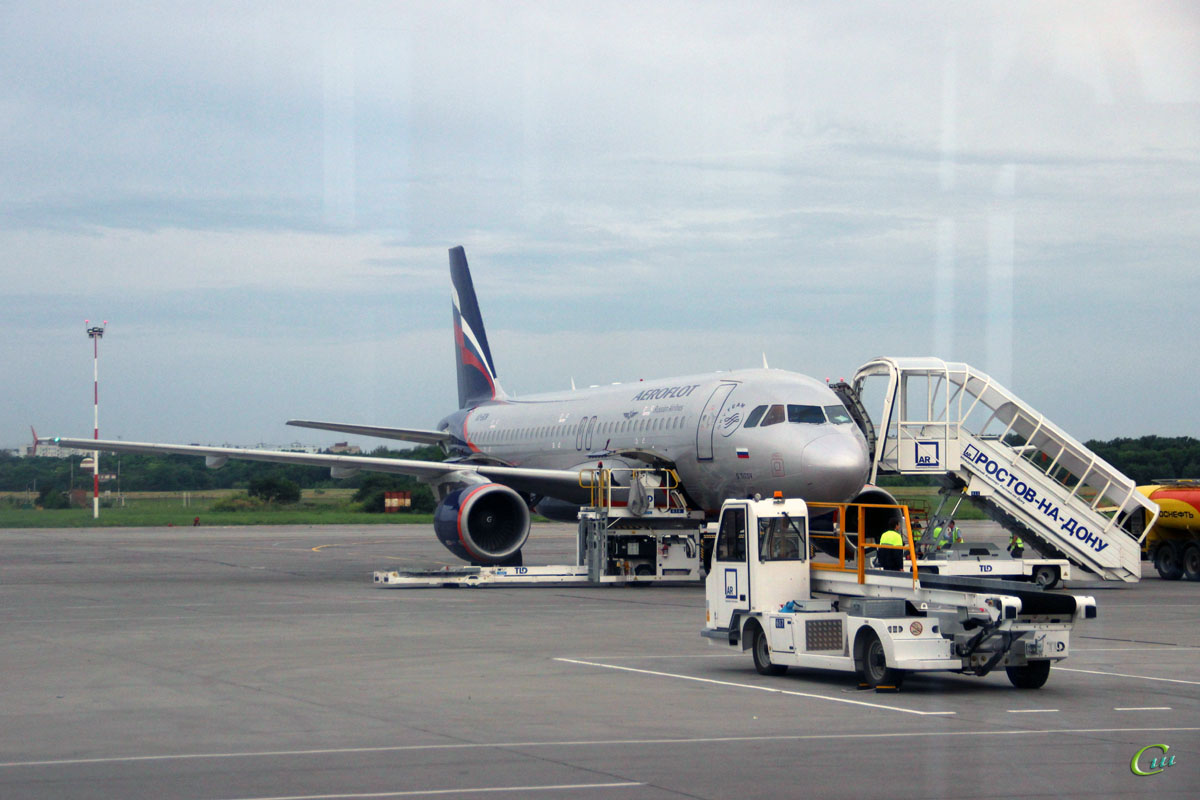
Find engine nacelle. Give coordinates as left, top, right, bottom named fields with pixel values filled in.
left=807, top=485, right=903, bottom=560
left=850, top=485, right=905, bottom=539
left=434, top=483, right=531, bottom=564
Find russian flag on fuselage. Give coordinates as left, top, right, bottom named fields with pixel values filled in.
left=449, top=247, right=500, bottom=409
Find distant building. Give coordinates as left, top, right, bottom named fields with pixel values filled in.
left=327, top=442, right=362, bottom=454
left=257, top=442, right=321, bottom=454
left=26, top=443, right=77, bottom=458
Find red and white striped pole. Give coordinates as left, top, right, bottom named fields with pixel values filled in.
left=86, top=320, right=106, bottom=519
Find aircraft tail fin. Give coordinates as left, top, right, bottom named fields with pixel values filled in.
left=449, top=246, right=504, bottom=408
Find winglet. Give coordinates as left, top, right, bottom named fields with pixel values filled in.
left=30, top=426, right=38, bottom=457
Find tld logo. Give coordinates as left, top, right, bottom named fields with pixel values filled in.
left=1131, top=744, right=1177, bottom=776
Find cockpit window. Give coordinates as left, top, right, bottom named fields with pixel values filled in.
left=744, top=405, right=768, bottom=428
left=746, top=403, right=849, bottom=427
left=825, top=405, right=853, bottom=424
left=760, top=404, right=786, bottom=427
left=787, top=405, right=825, bottom=424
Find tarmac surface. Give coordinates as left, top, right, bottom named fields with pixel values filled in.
left=0, top=520, right=1197, bottom=799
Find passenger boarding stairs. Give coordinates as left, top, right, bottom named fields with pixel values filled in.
left=848, top=358, right=1159, bottom=582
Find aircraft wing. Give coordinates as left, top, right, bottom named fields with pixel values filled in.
left=285, top=419, right=452, bottom=446
left=44, top=437, right=593, bottom=503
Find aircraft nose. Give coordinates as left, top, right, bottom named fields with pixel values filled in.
left=800, top=431, right=870, bottom=500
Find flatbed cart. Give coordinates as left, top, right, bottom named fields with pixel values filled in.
left=375, top=467, right=706, bottom=587
left=910, top=542, right=1071, bottom=588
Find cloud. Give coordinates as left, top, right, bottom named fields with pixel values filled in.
left=1, top=1, right=1197, bottom=446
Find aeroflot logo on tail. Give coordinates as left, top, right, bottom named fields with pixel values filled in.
left=632, top=384, right=701, bottom=402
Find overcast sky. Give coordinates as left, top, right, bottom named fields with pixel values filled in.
left=3, top=1, right=1198, bottom=452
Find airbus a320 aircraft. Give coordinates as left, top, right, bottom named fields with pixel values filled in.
left=44, top=247, right=892, bottom=565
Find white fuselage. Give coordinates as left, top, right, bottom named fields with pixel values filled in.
left=455, top=368, right=871, bottom=512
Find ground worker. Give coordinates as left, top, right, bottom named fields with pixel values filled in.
left=930, top=522, right=947, bottom=551
left=1008, top=532, right=1024, bottom=558
left=950, top=520, right=962, bottom=544
left=878, top=527, right=904, bottom=571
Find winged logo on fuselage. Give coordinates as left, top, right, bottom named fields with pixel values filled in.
left=719, top=402, right=746, bottom=437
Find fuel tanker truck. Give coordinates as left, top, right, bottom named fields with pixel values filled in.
left=1140, top=481, right=1200, bottom=580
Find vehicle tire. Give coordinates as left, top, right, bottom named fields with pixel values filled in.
left=749, top=623, right=787, bottom=676
left=1006, top=660, right=1051, bottom=689
left=858, top=630, right=903, bottom=689
left=1183, top=544, right=1200, bottom=581
left=1154, top=543, right=1184, bottom=581
left=1032, top=565, right=1059, bottom=589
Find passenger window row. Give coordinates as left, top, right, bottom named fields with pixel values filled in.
left=473, top=414, right=690, bottom=443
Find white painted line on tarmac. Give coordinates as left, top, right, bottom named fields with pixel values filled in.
left=1006, top=709, right=1058, bottom=714
left=218, top=782, right=643, bottom=800
left=4, top=728, right=1200, bottom=769
left=561, top=654, right=742, bottom=660
left=554, top=657, right=956, bottom=716
left=1056, top=667, right=1200, bottom=686
left=1075, top=646, right=1200, bottom=652
left=1114, top=707, right=1172, bottom=712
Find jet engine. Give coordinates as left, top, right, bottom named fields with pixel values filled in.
left=849, top=485, right=906, bottom=538
left=808, top=485, right=904, bottom=559
left=433, top=483, right=530, bottom=565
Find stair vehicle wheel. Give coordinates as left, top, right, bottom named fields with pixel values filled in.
left=1153, top=543, right=1184, bottom=581
left=858, top=630, right=903, bottom=689
left=1006, top=659, right=1051, bottom=689
left=1032, top=565, right=1059, bottom=589
left=1183, top=544, right=1200, bottom=581
left=749, top=623, right=787, bottom=676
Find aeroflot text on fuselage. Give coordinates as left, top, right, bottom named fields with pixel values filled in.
left=631, top=384, right=702, bottom=402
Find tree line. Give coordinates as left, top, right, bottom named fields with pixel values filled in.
left=0, top=445, right=445, bottom=511
left=1082, top=436, right=1200, bottom=485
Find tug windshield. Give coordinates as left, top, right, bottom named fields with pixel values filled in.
left=759, top=513, right=806, bottom=561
